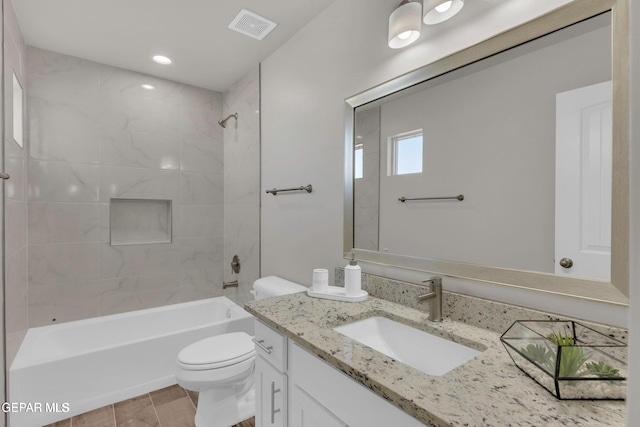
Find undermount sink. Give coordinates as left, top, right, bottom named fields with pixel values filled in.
left=333, top=316, right=481, bottom=376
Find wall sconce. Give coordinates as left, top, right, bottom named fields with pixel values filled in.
left=423, top=0, right=464, bottom=25
left=388, top=0, right=422, bottom=49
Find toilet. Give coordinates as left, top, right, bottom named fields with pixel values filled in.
left=175, top=276, right=307, bottom=427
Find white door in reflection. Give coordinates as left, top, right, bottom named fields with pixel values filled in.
left=555, top=81, right=612, bottom=280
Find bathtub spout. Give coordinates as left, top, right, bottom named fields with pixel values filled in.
left=223, top=280, right=239, bottom=289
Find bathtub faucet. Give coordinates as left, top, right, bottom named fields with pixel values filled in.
left=231, top=255, right=241, bottom=273
left=223, top=280, right=239, bottom=289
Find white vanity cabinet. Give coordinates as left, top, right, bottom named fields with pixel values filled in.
left=254, top=320, right=428, bottom=427
left=255, top=356, right=286, bottom=427
left=254, top=321, right=287, bottom=427
left=290, top=384, right=348, bottom=427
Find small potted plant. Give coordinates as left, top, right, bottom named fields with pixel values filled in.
left=500, top=320, right=626, bottom=400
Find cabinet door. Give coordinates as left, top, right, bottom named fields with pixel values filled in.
left=256, top=356, right=287, bottom=427
left=289, top=342, right=428, bottom=427
left=291, top=385, right=348, bottom=427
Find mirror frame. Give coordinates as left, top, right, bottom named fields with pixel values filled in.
left=344, top=0, right=629, bottom=305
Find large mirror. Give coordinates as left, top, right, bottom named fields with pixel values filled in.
left=344, top=0, right=629, bottom=305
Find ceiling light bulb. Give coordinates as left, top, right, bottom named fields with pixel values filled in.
left=141, top=84, right=155, bottom=90
left=152, top=55, right=173, bottom=65
left=388, top=0, right=422, bottom=49
left=435, top=1, right=452, bottom=12
left=423, top=0, right=464, bottom=25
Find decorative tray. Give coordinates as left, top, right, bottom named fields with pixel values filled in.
left=307, top=286, right=368, bottom=303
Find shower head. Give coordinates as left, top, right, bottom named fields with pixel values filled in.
left=218, top=113, right=238, bottom=128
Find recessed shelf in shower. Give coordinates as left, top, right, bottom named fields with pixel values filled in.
left=109, top=199, right=172, bottom=246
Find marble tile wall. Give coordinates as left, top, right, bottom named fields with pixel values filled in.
left=4, top=0, right=29, bottom=367
left=26, top=46, right=226, bottom=327
left=353, top=107, right=380, bottom=251
left=222, top=66, right=260, bottom=307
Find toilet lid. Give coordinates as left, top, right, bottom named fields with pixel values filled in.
left=178, top=332, right=255, bottom=371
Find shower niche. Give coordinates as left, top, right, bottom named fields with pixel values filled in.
left=110, top=199, right=172, bottom=246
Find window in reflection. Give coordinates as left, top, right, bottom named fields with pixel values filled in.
left=389, top=130, right=423, bottom=175
left=354, top=143, right=364, bottom=179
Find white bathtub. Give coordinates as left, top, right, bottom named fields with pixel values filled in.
left=9, top=297, right=254, bottom=427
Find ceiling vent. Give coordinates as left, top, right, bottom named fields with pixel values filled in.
left=228, top=9, right=277, bottom=40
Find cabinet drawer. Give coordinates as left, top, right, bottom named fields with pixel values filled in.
left=254, top=320, right=287, bottom=371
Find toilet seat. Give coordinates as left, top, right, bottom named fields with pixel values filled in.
left=177, top=332, right=255, bottom=371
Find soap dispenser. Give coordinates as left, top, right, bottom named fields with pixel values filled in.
left=344, top=253, right=362, bottom=297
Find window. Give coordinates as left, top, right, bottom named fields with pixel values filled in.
left=389, top=130, right=422, bottom=175
left=354, top=143, right=363, bottom=179
left=13, top=72, right=23, bottom=148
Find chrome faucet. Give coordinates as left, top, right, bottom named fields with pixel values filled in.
left=417, top=277, right=443, bottom=322
left=223, top=280, right=239, bottom=289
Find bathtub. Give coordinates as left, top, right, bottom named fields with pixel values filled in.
left=9, top=297, right=254, bottom=427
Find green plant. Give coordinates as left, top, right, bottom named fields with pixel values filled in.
left=548, top=328, right=592, bottom=377
left=584, top=361, right=621, bottom=378
left=557, top=346, right=592, bottom=377
left=520, top=344, right=554, bottom=371
left=548, top=329, right=575, bottom=346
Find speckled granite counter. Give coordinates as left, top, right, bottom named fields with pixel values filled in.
left=245, top=292, right=626, bottom=427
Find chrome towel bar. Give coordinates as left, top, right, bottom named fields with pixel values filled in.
left=266, top=184, right=312, bottom=196
left=398, top=194, right=464, bottom=202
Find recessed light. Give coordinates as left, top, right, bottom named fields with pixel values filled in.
left=152, top=55, right=173, bottom=65
left=141, top=84, right=155, bottom=90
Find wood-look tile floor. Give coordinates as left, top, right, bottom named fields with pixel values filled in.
left=44, top=385, right=255, bottom=427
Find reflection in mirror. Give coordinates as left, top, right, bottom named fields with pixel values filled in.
left=12, top=72, right=24, bottom=148
left=355, top=13, right=612, bottom=281
left=346, top=1, right=629, bottom=304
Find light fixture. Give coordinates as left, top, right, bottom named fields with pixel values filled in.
left=152, top=55, right=173, bottom=65
left=388, top=0, right=422, bottom=49
left=141, top=84, right=155, bottom=90
left=423, top=0, right=464, bottom=25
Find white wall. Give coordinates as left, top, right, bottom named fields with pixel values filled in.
left=626, top=0, right=639, bottom=423
left=376, top=24, right=610, bottom=273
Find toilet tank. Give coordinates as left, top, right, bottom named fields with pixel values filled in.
left=253, top=276, right=308, bottom=300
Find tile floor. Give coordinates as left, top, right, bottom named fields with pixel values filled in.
left=43, top=385, right=255, bottom=427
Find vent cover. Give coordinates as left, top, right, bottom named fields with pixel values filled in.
left=228, top=9, right=277, bottom=40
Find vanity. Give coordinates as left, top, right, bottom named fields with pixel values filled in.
left=245, top=283, right=626, bottom=427
left=251, top=309, right=424, bottom=427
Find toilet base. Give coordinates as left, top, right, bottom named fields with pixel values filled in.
left=194, top=384, right=255, bottom=427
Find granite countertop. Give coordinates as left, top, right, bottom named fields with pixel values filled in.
left=245, top=292, right=626, bottom=427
